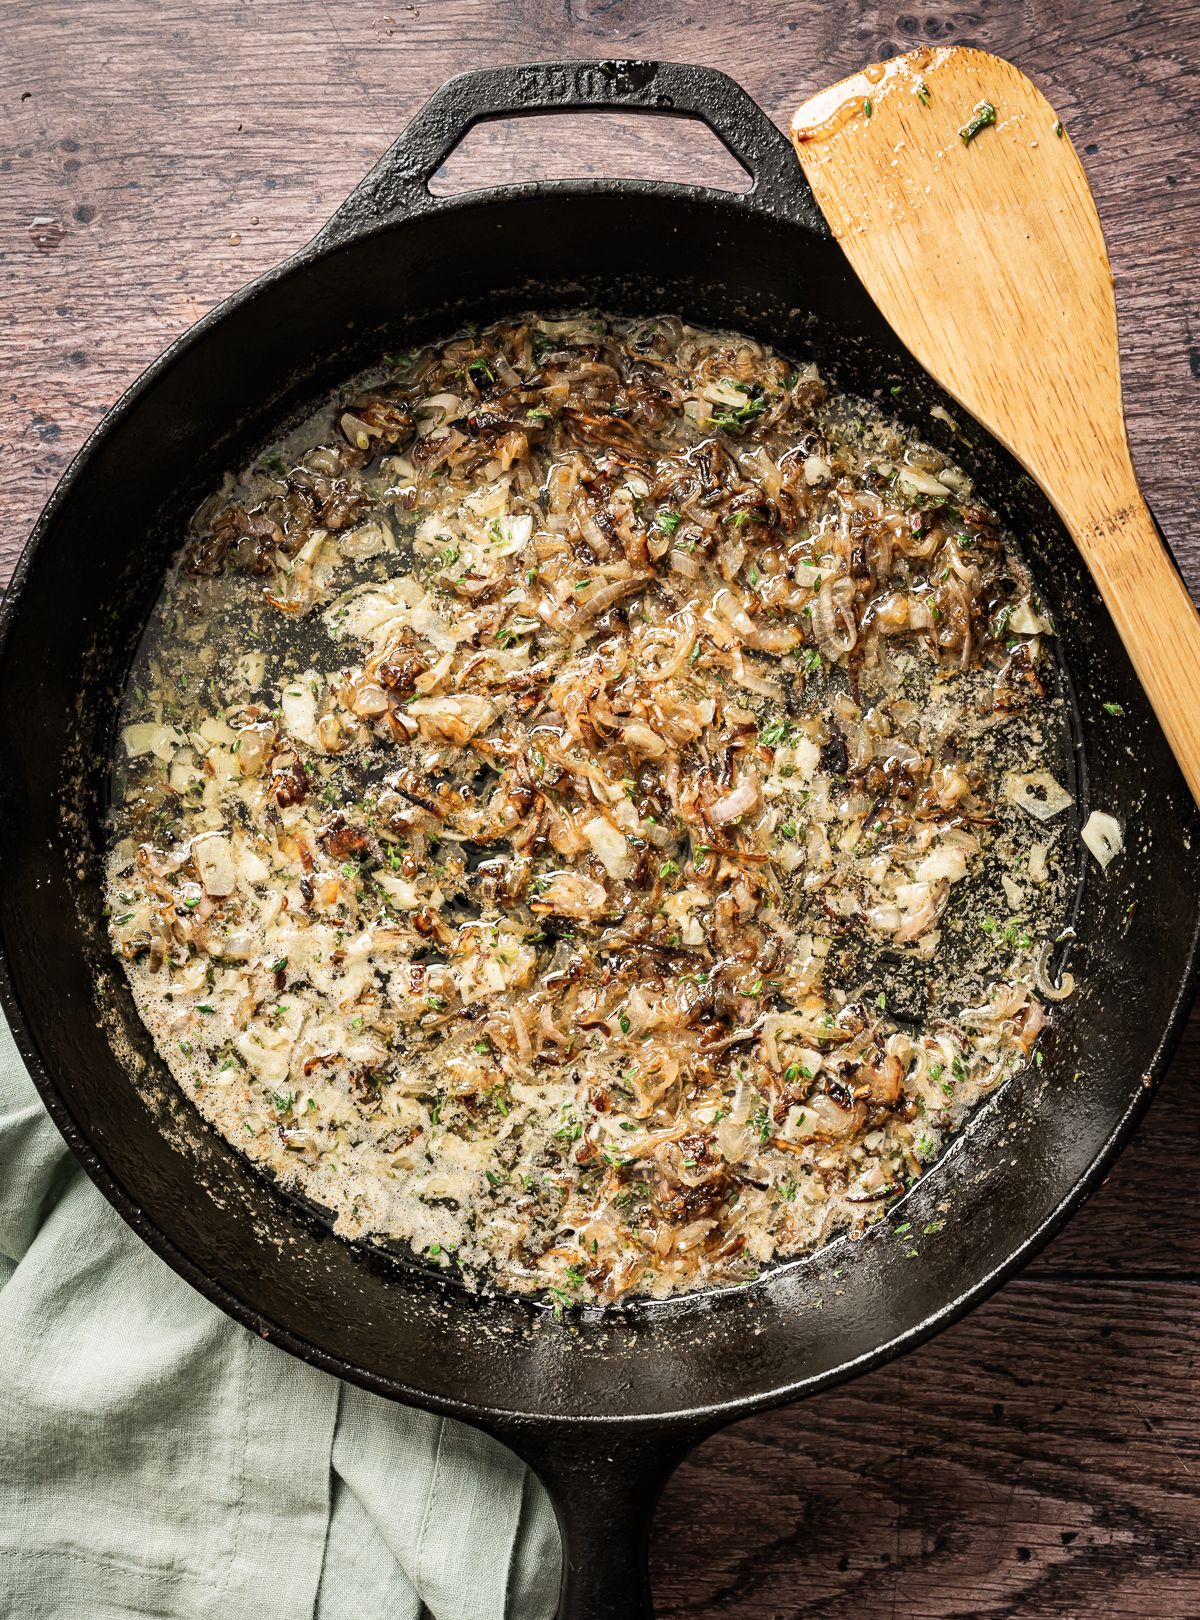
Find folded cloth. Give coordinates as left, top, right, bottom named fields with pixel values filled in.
left=0, top=1018, right=560, bottom=1620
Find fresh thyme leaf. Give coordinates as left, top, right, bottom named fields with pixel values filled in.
left=959, top=100, right=997, bottom=145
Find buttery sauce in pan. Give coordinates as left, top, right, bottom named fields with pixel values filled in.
left=105, top=314, right=1078, bottom=1306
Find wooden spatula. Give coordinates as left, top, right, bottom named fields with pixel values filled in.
left=790, top=45, right=1200, bottom=805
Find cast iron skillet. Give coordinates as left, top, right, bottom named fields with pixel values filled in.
left=1, top=60, right=1197, bottom=1618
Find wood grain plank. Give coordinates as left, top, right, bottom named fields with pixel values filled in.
left=428, top=109, right=756, bottom=194
left=651, top=1278, right=1200, bottom=1617
left=3, top=0, right=1199, bottom=590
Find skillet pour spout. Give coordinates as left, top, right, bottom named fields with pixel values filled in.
left=0, top=60, right=1196, bottom=1619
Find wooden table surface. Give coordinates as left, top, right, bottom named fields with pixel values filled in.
left=5, top=1, right=1200, bottom=1613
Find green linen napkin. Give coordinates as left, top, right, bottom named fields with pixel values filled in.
left=0, top=1018, right=560, bottom=1620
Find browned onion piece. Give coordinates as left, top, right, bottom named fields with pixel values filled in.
left=576, top=573, right=652, bottom=621
left=811, top=576, right=857, bottom=657
left=710, top=772, right=759, bottom=825
left=893, top=878, right=950, bottom=944
left=637, top=619, right=696, bottom=683
left=1034, top=941, right=1075, bottom=1002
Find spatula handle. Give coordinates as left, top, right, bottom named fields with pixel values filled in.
left=1068, top=473, right=1200, bottom=807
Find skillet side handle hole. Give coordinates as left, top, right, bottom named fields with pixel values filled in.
left=427, top=109, right=754, bottom=197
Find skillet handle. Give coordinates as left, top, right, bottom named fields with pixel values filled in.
left=486, top=1419, right=709, bottom=1619
left=314, top=59, right=822, bottom=245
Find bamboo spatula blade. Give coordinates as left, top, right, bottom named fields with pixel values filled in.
left=791, top=46, right=1200, bottom=806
